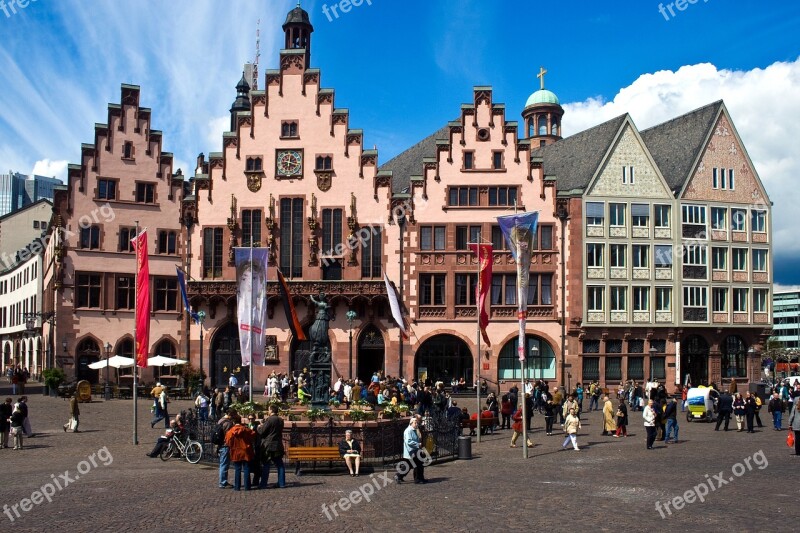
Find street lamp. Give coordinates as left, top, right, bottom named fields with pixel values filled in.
left=104, top=342, right=112, bottom=401
left=649, top=346, right=658, bottom=392
left=557, top=205, right=569, bottom=388
left=397, top=210, right=406, bottom=379
left=346, top=309, right=357, bottom=380
left=197, top=310, right=206, bottom=394
left=531, top=344, right=540, bottom=384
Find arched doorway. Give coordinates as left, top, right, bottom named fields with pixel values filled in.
left=682, top=335, right=709, bottom=387
left=415, top=334, right=472, bottom=386
left=211, top=322, right=244, bottom=389
left=498, top=335, right=556, bottom=381
left=76, top=338, right=100, bottom=384
left=357, top=325, right=385, bottom=383
left=722, top=335, right=747, bottom=379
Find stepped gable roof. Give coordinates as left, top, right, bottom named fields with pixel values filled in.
left=640, top=100, right=723, bottom=191
left=532, top=114, right=628, bottom=192
left=379, top=125, right=450, bottom=194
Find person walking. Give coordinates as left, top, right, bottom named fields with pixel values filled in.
left=500, top=394, right=513, bottom=430
left=0, top=397, right=12, bottom=448
left=543, top=396, right=556, bottom=436
left=397, top=417, right=426, bottom=484
left=643, top=399, right=657, bottom=450
left=561, top=408, right=581, bottom=451
left=601, top=395, right=616, bottom=436
left=9, top=403, right=25, bottom=449
left=664, top=397, right=679, bottom=443
left=768, top=392, right=785, bottom=430
left=753, top=393, right=764, bottom=428
left=733, top=393, right=746, bottom=432
left=225, top=418, right=256, bottom=491
left=63, top=392, right=80, bottom=433
left=744, top=392, right=757, bottom=433
left=150, top=386, right=169, bottom=429
left=195, top=391, right=209, bottom=422
left=789, top=398, right=800, bottom=457
left=18, top=396, right=33, bottom=437
left=510, top=408, right=533, bottom=448
left=614, top=400, right=628, bottom=437
left=257, top=404, right=287, bottom=489
left=715, top=391, right=734, bottom=431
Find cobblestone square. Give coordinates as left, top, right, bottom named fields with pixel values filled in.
left=0, top=389, right=795, bottom=532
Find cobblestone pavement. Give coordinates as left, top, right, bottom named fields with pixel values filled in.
left=0, top=389, right=797, bottom=532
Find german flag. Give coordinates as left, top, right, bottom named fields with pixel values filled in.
left=277, top=269, right=307, bottom=341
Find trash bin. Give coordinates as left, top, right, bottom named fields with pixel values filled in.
left=458, top=436, right=472, bottom=460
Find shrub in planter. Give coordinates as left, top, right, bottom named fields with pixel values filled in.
left=43, top=368, right=66, bottom=395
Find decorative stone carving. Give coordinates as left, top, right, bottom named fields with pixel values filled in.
left=587, top=268, right=605, bottom=279
left=587, top=312, right=605, bottom=323
left=610, top=312, right=628, bottom=323
left=610, top=268, right=627, bottom=280
left=654, top=228, right=671, bottom=239
left=586, top=226, right=604, bottom=238
left=655, top=268, right=672, bottom=280
left=633, top=311, right=650, bottom=323
left=655, top=311, right=672, bottom=323
left=609, top=227, right=627, bottom=238
left=633, top=268, right=650, bottom=280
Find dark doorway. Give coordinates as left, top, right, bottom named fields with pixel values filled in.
left=682, top=335, right=709, bottom=387
left=76, top=338, right=100, bottom=384
left=357, top=325, right=385, bottom=383
left=211, top=322, right=244, bottom=389
left=415, top=334, right=472, bottom=386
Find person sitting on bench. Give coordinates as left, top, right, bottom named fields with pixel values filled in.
left=338, top=429, right=362, bottom=476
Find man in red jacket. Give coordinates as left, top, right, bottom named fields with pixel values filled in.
left=225, top=419, right=256, bottom=491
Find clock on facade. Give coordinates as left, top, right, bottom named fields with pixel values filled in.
left=276, top=149, right=303, bottom=177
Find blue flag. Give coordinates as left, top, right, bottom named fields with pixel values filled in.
left=176, top=267, right=200, bottom=324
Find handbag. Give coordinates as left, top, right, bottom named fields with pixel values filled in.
left=788, top=431, right=796, bottom=448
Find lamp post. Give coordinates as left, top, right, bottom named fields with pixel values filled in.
left=397, top=211, right=406, bottom=379
left=649, top=346, right=658, bottom=392
left=557, top=205, right=569, bottom=388
left=531, top=344, right=539, bottom=408
left=104, top=342, right=112, bottom=401
left=197, top=311, right=206, bottom=394
left=346, top=309, right=357, bottom=380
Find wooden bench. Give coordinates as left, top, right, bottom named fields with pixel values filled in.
left=286, top=446, right=343, bottom=475
left=461, top=417, right=500, bottom=435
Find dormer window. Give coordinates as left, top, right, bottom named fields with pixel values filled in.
left=122, top=141, right=135, bottom=160
left=315, top=155, right=333, bottom=171
left=464, top=151, right=474, bottom=170
left=622, top=166, right=635, bottom=184
left=281, top=121, right=299, bottom=138
left=246, top=157, right=263, bottom=172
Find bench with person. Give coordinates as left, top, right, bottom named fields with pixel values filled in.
left=286, top=445, right=343, bottom=475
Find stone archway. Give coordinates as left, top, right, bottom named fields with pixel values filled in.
left=210, top=322, right=243, bottom=389
left=415, top=334, right=472, bottom=386
left=357, top=324, right=385, bottom=383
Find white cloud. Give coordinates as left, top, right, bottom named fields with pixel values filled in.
left=31, top=159, right=68, bottom=181
left=562, top=59, right=800, bottom=259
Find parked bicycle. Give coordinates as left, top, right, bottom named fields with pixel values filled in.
left=160, top=430, right=203, bottom=464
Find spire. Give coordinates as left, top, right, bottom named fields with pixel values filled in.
left=283, top=2, right=314, bottom=68
left=230, top=72, right=251, bottom=132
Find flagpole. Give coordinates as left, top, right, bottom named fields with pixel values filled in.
left=249, top=241, right=254, bottom=403
left=474, top=242, right=482, bottom=444
left=133, top=220, right=139, bottom=446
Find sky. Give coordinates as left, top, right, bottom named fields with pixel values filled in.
left=1, top=0, right=799, bottom=284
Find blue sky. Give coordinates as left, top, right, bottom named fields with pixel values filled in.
left=1, top=0, right=799, bottom=283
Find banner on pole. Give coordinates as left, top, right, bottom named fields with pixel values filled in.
left=383, top=273, right=408, bottom=338
left=132, top=230, right=150, bottom=368
left=235, top=247, right=269, bottom=366
left=276, top=269, right=307, bottom=341
left=497, top=212, right=539, bottom=362
left=176, top=267, right=200, bottom=324
left=469, top=243, right=493, bottom=346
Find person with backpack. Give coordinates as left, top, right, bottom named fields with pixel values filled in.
left=213, top=410, right=238, bottom=488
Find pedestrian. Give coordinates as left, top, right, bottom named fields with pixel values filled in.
left=396, top=417, right=426, bottom=484
left=510, top=408, right=533, bottom=448
left=18, top=396, right=32, bottom=438
left=789, top=398, right=800, bottom=457
left=225, top=417, right=255, bottom=491
left=63, top=392, right=80, bottom=433
left=0, top=397, right=12, bottom=448
left=257, top=404, right=287, bottom=489
left=500, top=394, right=513, bottom=430
left=601, top=395, right=616, bottom=436
left=744, top=391, right=757, bottom=433
left=543, top=396, right=556, bottom=436
left=768, top=392, right=784, bottom=430
left=9, top=403, right=25, bottom=450
left=681, top=385, right=688, bottom=412
left=753, top=392, right=764, bottom=428
left=195, top=390, right=209, bottom=422
left=728, top=378, right=738, bottom=395
left=150, top=386, right=169, bottom=428
left=614, top=400, right=628, bottom=437
left=715, top=391, right=734, bottom=431
left=562, top=394, right=578, bottom=423
left=214, top=387, right=225, bottom=417
left=561, top=408, right=581, bottom=451
left=216, top=410, right=237, bottom=488
left=643, top=399, right=657, bottom=450
left=733, top=393, right=746, bottom=431
left=664, top=397, right=679, bottom=443
left=576, top=383, right=584, bottom=413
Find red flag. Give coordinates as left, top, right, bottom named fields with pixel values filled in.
left=277, top=269, right=307, bottom=341
left=132, top=230, right=150, bottom=367
left=469, top=243, right=493, bottom=346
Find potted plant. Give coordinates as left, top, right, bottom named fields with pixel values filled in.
left=348, top=408, right=375, bottom=422
left=42, top=368, right=66, bottom=397
left=381, top=403, right=410, bottom=419
left=304, top=407, right=330, bottom=421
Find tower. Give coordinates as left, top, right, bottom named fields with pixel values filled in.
left=282, top=3, right=314, bottom=68
left=229, top=73, right=251, bottom=132
left=522, top=67, right=564, bottom=147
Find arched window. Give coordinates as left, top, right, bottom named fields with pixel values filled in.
left=722, top=335, right=747, bottom=378
left=498, top=335, right=555, bottom=380
left=155, top=339, right=177, bottom=357
left=116, top=338, right=134, bottom=376
left=528, top=118, right=534, bottom=138
left=538, top=116, right=548, bottom=136
left=158, top=231, right=177, bottom=254
left=552, top=121, right=559, bottom=136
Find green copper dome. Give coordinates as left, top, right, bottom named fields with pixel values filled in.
left=525, top=89, right=560, bottom=107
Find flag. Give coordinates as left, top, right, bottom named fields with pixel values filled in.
left=235, top=247, right=269, bottom=366
left=276, top=269, right=307, bottom=341
left=497, top=212, right=539, bottom=362
left=469, top=243, right=493, bottom=346
left=384, top=273, right=408, bottom=338
left=176, top=267, right=200, bottom=324
left=131, top=230, right=150, bottom=368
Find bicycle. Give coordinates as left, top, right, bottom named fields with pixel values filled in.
left=159, top=431, right=203, bottom=464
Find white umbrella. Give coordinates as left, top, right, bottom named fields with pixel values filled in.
left=88, top=355, right=136, bottom=369
left=146, top=355, right=188, bottom=367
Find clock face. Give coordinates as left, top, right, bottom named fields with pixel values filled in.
left=277, top=150, right=303, bottom=176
